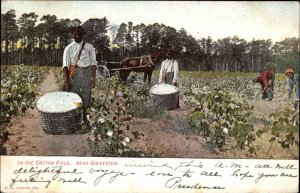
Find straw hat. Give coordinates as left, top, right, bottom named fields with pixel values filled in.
left=285, top=68, right=294, bottom=75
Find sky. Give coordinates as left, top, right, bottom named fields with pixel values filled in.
left=1, top=1, right=299, bottom=42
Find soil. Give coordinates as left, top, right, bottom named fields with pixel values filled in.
left=129, top=104, right=299, bottom=159
left=2, top=69, right=299, bottom=159
left=3, top=69, right=92, bottom=156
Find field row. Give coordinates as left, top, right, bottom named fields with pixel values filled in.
left=0, top=65, right=49, bottom=147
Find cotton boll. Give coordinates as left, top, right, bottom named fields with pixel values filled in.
left=124, top=137, right=130, bottom=143
left=107, top=130, right=113, bottom=137
left=98, top=117, right=105, bottom=123
left=223, top=128, right=229, bottom=134
left=97, top=134, right=102, bottom=141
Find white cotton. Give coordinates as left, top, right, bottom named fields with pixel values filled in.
left=36, top=92, right=82, bottom=113
left=150, top=84, right=178, bottom=95
left=107, top=130, right=113, bottom=137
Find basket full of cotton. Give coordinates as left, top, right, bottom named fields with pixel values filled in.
left=36, top=92, right=82, bottom=134
left=149, top=84, right=179, bottom=110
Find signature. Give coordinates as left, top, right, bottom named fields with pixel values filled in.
left=165, top=177, right=225, bottom=190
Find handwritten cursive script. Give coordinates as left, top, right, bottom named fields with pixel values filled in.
left=10, top=166, right=84, bottom=188
left=89, top=168, right=134, bottom=186
left=165, top=177, right=225, bottom=190
left=5, top=159, right=298, bottom=192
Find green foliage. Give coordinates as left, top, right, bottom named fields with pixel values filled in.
left=3, top=9, right=299, bottom=71
left=86, top=75, right=152, bottom=157
left=0, top=64, right=48, bottom=146
left=1, top=64, right=298, bottom=158
left=184, top=88, right=256, bottom=153
left=178, top=71, right=287, bottom=100
left=256, top=107, right=299, bottom=155
left=120, top=73, right=167, bottom=120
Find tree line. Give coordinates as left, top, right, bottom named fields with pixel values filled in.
left=1, top=9, right=299, bottom=72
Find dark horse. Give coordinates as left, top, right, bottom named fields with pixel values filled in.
left=119, top=51, right=165, bottom=85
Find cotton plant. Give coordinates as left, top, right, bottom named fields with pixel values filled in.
left=184, top=88, right=256, bottom=153
left=1, top=65, right=48, bottom=148
left=256, top=107, right=299, bottom=157
left=86, top=75, right=145, bottom=157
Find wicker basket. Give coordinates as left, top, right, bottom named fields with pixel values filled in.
left=39, top=110, right=81, bottom=134
left=150, top=84, right=179, bottom=110
left=36, top=92, right=82, bottom=135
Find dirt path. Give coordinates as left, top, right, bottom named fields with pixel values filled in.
left=4, top=69, right=92, bottom=156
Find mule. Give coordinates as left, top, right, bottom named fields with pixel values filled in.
left=119, top=51, right=165, bottom=85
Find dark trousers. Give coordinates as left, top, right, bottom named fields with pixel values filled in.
left=165, top=72, right=180, bottom=108
left=71, top=66, right=92, bottom=108
left=71, top=66, right=92, bottom=121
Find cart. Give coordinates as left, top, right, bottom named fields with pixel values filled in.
left=96, top=61, right=120, bottom=78
left=96, top=60, right=154, bottom=79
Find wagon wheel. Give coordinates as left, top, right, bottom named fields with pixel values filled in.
left=96, top=65, right=110, bottom=78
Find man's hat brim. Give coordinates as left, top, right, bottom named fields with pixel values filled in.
left=285, top=68, right=294, bottom=75
left=70, top=26, right=85, bottom=34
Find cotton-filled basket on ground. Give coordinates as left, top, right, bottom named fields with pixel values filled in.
left=149, top=84, right=179, bottom=110
left=36, top=92, right=82, bottom=134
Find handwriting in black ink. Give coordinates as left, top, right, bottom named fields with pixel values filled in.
left=165, top=177, right=225, bottom=190
left=11, top=166, right=83, bottom=188
left=230, top=162, right=248, bottom=169
left=10, top=174, right=51, bottom=188
left=280, top=173, right=297, bottom=178
left=275, top=164, right=297, bottom=170
left=13, top=166, right=82, bottom=180
left=145, top=171, right=173, bottom=177
left=174, top=160, right=203, bottom=171
left=200, top=171, right=222, bottom=177
left=255, top=164, right=273, bottom=169
left=215, top=162, right=226, bottom=168
left=89, top=168, right=134, bottom=186
left=125, top=161, right=173, bottom=170
left=57, top=177, right=86, bottom=184
left=255, top=173, right=279, bottom=183
left=231, top=169, right=254, bottom=181
left=182, top=169, right=194, bottom=178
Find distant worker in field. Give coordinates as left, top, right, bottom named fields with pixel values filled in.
left=62, top=25, right=97, bottom=121
left=253, top=67, right=275, bottom=101
left=159, top=48, right=180, bottom=108
left=285, top=68, right=299, bottom=108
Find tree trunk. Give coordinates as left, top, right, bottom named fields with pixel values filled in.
left=257, top=57, right=260, bottom=71
left=214, top=57, right=218, bottom=71
left=5, top=39, right=9, bottom=64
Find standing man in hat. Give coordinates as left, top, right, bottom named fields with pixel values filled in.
left=285, top=68, right=299, bottom=109
left=159, top=48, right=180, bottom=108
left=62, top=25, right=97, bottom=122
left=253, top=67, right=275, bottom=101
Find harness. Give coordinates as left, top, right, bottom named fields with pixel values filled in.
left=162, top=59, right=174, bottom=82
left=140, top=55, right=154, bottom=67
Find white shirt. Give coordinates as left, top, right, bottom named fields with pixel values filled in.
left=63, top=41, right=97, bottom=69
left=159, top=59, right=179, bottom=84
